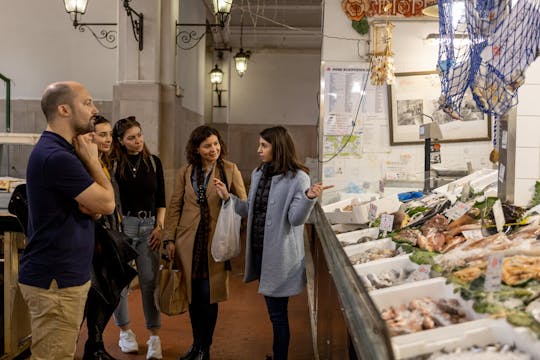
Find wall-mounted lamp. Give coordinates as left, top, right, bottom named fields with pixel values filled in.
left=233, top=17, right=251, bottom=77
left=210, top=64, right=226, bottom=108
left=63, top=0, right=144, bottom=50
left=176, top=0, right=233, bottom=50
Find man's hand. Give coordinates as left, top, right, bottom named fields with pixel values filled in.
left=73, top=133, right=99, bottom=165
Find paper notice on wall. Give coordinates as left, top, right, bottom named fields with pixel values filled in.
left=323, top=64, right=386, bottom=137
left=362, top=117, right=390, bottom=153
left=323, top=135, right=362, bottom=159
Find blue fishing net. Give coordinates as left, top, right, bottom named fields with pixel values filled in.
left=438, top=0, right=540, bottom=119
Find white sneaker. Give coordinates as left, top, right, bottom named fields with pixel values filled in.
left=118, top=329, right=139, bottom=353
left=146, top=336, right=163, bottom=359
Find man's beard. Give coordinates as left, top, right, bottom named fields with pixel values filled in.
left=73, top=116, right=95, bottom=135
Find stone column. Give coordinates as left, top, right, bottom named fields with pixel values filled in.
left=113, top=0, right=180, bottom=193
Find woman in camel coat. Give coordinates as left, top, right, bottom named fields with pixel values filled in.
left=163, top=125, right=246, bottom=360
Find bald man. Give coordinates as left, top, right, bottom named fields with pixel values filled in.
left=18, top=81, right=115, bottom=360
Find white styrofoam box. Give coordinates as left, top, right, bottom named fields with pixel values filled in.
left=515, top=147, right=540, bottom=179
left=322, top=197, right=370, bottom=224
left=516, top=116, right=540, bottom=148
left=433, top=168, right=497, bottom=195
left=392, top=318, right=540, bottom=359
left=354, top=254, right=411, bottom=274
left=323, top=194, right=401, bottom=225
left=344, top=237, right=395, bottom=257
left=331, top=223, right=365, bottom=234
left=336, top=227, right=380, bottom=245
left=369, top=278, right=477, bottom=321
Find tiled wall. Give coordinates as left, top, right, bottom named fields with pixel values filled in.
left=513, top=61, right=540, bottom=206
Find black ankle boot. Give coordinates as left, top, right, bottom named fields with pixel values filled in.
left=179, top=344, right=201, bottom=360
left=196, top=348, right=210, bottom=360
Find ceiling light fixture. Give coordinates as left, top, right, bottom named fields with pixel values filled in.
left=63, top=0, right=144, bottom=50
left=210, top=64, right=226, bottom=108
left=233, top=14, right=251, bottom=77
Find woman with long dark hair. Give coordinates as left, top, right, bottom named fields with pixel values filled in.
left=163, top=125, right=247, bottom=360
left=83, top=115, right=137, bottom=360
left=214, top=126, right=330, bottom=360
left=111, top=116, right=166, bottom=359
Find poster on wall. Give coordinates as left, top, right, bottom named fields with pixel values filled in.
left=388, top=71, right=492, bottom=145
left=322, top=63, right=387, bottom=153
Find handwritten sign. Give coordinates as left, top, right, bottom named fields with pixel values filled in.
left=461, top=182, right=471, bottom=201
left=492, top=199, right=505, bottom=233
left=484, top=254, right=503, bottom=292
left=380, top=214, right=394, bottom=232
left=408, top=265, right=431, bottom=282
left=369, top=203, right=377, bottom=221
left=445, top=201, right=471, bottom=220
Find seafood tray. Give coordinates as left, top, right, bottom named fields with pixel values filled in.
left=336, top=227, right=380, bottom=247
left=344, top=237, right=398, bottom=265
left=394, top=318, right=540, bottom=359
left=369, top=278, right=475, bottom=317
left=344, top=237, right=395, bottom=257
left=323, top=194, right=401, bottom=225
left=353, top=255, right=438, bottom=292
left=370, top=278, right=479, bottom=344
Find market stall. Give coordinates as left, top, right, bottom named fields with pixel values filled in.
left=309, top=170, right=540, bottom=359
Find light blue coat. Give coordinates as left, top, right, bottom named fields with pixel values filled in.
left=232, top=168, right=316, bottom=297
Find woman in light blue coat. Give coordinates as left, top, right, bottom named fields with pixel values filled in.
left=214, top=126, right=330, bottom=360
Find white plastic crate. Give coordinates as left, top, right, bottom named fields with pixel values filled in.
left=336, top=227, right=380, bottom=246
left=323, top=195, right=402, bottom=225
left=392, top=318, right=540, bottom=359
left=344, top=237, right=395, bottom=258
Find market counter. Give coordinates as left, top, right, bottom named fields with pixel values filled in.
left=306, top=204, right=394, bottom=359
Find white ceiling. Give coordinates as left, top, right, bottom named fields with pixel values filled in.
left=210, top=0, right=323, bottom=51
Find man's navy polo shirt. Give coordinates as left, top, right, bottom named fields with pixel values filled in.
left=19, top=131, right=95, bottom=289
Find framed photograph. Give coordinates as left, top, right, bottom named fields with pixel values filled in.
left=388, top=71, right=492, bottom=145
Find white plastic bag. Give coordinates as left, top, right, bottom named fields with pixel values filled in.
left=211, top=198, right=241, bottom=262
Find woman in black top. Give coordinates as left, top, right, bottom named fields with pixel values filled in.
left=83, top=115, right=137, bottom=360
left=111, top=116, right=166, bottom=359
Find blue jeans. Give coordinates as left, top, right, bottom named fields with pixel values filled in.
left=264, top=296, right=290, bottom=360
left=113, top=216, right=160, bottom=330
left=254, top=251, right=290, bottom=359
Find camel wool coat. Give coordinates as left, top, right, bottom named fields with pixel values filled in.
left=163, top=160, right=246, bottom=304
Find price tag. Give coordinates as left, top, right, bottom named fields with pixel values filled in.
left=368, top=203, right=377, bottom=221
left=408, top=264, right=431, bottom=282
left=380, top=214, right=394, bottom=232
left=462, top=229, right=484, bottom=241
left=492, top=199, right=505, bottom=233
left=461, top=182, right=471, bottom=201
left=445, top=201, right=471, bottom=220
left=498, top=163, right=506, bottom=183
left=484, top=254, right=503, bottom=292
left=501, top=130, right=508, bottom=150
